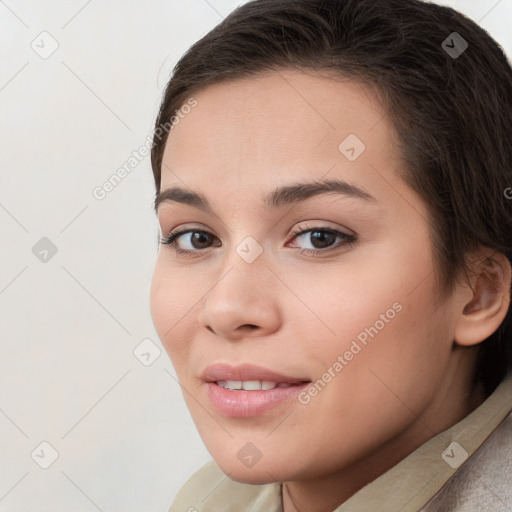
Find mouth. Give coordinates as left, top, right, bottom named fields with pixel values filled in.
left=201, top=363, right=311, bottom=417
left=202, top=362, right=309, bottom=384
left=216, top=380, right=302, bottom=390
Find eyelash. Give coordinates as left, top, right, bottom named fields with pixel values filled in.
left=159, top=225, right=356, bottom=258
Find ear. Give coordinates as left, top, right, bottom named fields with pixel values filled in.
left=454, top=251, right=511, bottom=347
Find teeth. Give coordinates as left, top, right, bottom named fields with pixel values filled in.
left=216, top=380, right=288, bottom=390
left=243, top=380, right=262, bottom=390
left=221, top=380, right=242, bottom=390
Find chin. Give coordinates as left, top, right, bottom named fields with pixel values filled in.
left=226, top=468, right=280, bottom=485
left=213, top=456, right=285, bottom=484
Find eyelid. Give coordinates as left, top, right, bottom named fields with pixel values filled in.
left=286, top=225, right=356, bottom=254
left=160, top=221, right=356, bottom=257
left=162, top=225, right=218, bottom=246
left=288, top=219, right=354, bottom=237
left=160, top=220, right=349, bottom=242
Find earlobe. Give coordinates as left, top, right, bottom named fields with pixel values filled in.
left=454, top=252, right=511, bottom=347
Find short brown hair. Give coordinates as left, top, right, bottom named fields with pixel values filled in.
left=151, top=0, right=512, bottom=395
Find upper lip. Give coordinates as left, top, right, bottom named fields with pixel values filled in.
left=202, top=363, right=310, bottom=384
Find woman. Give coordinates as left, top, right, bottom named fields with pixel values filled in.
left=149, top=0, right=512, bottom=510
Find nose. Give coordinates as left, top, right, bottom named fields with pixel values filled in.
left=197, top=250, right=282, bottom=341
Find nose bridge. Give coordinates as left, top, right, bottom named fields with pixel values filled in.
left=211, top=234, right=269, bottom=303
left=198, top=235, right=281, bottom=337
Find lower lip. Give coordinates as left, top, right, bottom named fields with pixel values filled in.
left=206, top=382, right=310, bottom=418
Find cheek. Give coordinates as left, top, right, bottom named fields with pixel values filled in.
left=277, top=252, right=409, bottom=354
left=285, top=238, right=449, bottom=396
left=305, top=278, right=449, bottom=420
left=149, top=258, right=200, bottom=367
left=273, top=267, right=450, bottom=471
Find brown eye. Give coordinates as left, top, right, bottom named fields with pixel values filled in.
left=308, top=230, right=337, bottom=249
left=160, top=229, right=220, bottom=253
left=188, top=231, right=215, bottom=249
left=288, top=227, right=356, bottom=255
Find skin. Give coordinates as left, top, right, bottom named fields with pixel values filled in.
left=149, top=69, right=511, bottom=512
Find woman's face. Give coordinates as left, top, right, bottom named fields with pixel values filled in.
left=150, top=69, right=471, bottom=485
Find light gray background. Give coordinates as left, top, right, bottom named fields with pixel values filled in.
left=0, top=1, right=510, bottom=510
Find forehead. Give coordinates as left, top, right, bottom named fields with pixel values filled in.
left=160, top=69, right=406, bottom=208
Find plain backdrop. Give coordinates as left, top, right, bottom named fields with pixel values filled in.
left=0, top=1, right=511, bottom=510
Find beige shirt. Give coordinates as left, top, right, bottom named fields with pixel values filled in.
left=170, top=372, right=512, bottom=511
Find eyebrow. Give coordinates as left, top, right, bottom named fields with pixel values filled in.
left=153, top=178, right=377, bottom=214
